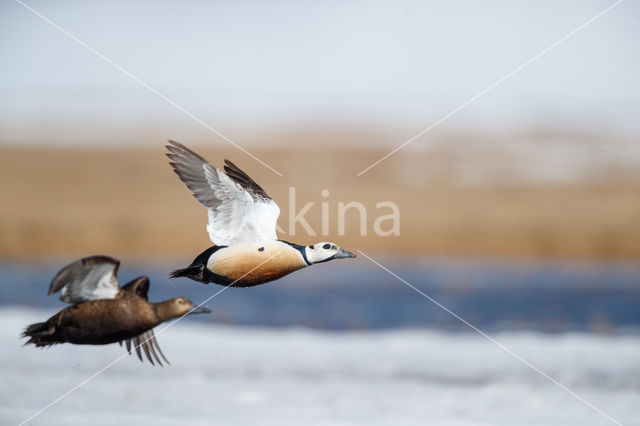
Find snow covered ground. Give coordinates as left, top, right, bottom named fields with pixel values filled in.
left=2, top=307, right=639, bottom=425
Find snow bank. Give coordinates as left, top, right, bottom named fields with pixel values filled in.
left=2, top=308, right=638, bottom=425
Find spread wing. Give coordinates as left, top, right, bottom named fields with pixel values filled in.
left=119, top=277, right=170, bottom=366
left=120, top=329, right=170, bottom=367
left=48, top=256, right=120, bottom=303
left=120, top=276, right=150, bottom=299
left=166, top=140, right=280, bottom=246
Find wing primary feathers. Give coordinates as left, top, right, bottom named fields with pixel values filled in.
left=166, top=140, right=208, bottom=163
left=223, top=159, right=271, bottom=201
left=48, top=255, right=121, bottom=303
left=48, top=255, right=119, bottom=295
left=124, top=331, right=167, bottom=366
left=165, top=140, right=281, bottom=245
left=149, top=332, right=170, bottom=365
left=134, top=336, right=143, bottom=362
left=121, top=276, right=150, bottom=300
left=165, top=141, right=226, bottom=210
left=145, top=334, right=163, bottom=367
left=140, top=332, right=155, bottom=366
left=81, top=255, right=120, bottom=276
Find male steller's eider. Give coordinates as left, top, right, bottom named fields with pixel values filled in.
left=22, top=256, right=210, bottom=366
left=166, top=140, right=356, bottom=288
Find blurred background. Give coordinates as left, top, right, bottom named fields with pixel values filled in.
left=1, top=1, right=639, bottom=424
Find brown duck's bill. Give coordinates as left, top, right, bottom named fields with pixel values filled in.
left=187, top=306, right=212, bottom=315
left=334, top=248, right=356, bottom=259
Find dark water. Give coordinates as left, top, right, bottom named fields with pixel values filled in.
left=2, top=256, right=639, bottom=332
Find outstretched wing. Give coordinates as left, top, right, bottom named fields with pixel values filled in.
left=120, top=329, right=170, bottom=367
left=48, top=256, right=120, bottom=303
left=165, top=140, right=280, bottom=246
left=118, top=277, right=169, bottom=366
left=120, top=276, right=150, bottom=300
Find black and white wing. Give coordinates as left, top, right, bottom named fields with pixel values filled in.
left=166, top=140, right=280, bottom=246
left=119, top=276, right=170, bottom=366
left=48, top=256, right=120, bottom=303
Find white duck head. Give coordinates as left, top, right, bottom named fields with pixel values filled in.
left=304, top=242, right=356, bottom=264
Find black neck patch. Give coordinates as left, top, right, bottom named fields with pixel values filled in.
left=278, top=240, right=311, bottom=266
left=190, top=245, right=227, bottom=268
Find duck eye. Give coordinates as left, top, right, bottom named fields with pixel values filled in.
left=323, top=243, right=330, bottom=249
left=308, top=245, right=314, bottom=250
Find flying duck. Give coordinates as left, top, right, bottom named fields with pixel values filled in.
left=22, top=255, right=210, bottom=366
left=166, top=140, right=356, bottom=288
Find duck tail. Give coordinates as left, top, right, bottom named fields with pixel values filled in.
left=170, top=264, right=205, bottom=281
left=22, top=318, right=59, bottom=347
left=170, top=246, right=227, bottom=284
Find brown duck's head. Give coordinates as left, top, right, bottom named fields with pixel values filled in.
left=155, top=297, right=211, bottom=321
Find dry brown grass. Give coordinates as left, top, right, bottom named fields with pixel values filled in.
left=1, top=145, right=639, bottom=260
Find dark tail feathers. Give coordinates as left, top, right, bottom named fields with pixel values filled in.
left=170, top=246, right=227, bottom=284
left=22, top=320, right=58, bottom=347
left=170, top=264, right=204, bottom=281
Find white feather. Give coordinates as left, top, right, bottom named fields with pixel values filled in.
left=206, top=169, right=280, bottom=245
left=168, top=143, right=280, bottom=246
left=49, top=256, right=120, bottom=303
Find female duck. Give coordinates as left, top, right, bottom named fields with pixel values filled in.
left=23, top=255, right=210, bottom=366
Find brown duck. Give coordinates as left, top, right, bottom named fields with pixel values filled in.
left=23, top=255, right=210, bottom=366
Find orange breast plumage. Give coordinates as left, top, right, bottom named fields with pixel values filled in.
left=208, top=242, right=308, bottom=286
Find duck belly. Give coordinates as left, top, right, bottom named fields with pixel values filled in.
left=208, top=242, right=307, bottom=287
left=57, top=299, right=154, bottom=345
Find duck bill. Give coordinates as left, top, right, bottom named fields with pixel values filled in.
left=188, top=306, right=211, bottom=315
left=334, top=248, right=356, bottom=259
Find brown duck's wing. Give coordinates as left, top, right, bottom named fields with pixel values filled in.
left=120, top=276, right=150, bottom=300
left=121, top=329, right=170, bottom=367
left=49, top=256, right=121, bottom=303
